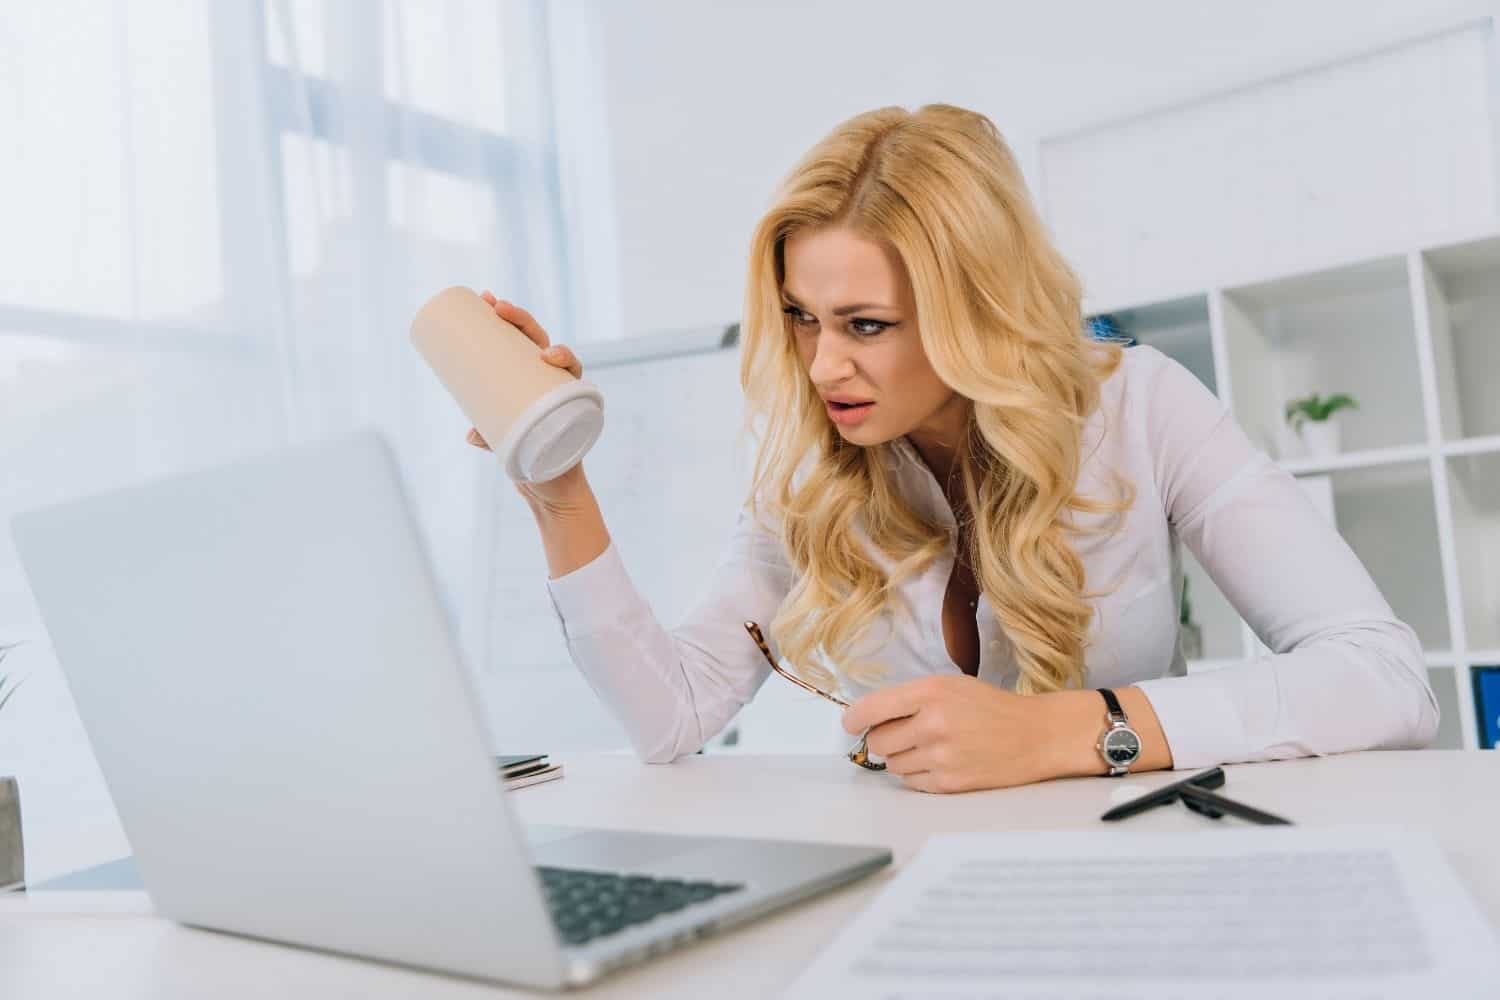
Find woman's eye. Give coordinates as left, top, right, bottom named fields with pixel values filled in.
left=781, top=306, right=890, bottom=338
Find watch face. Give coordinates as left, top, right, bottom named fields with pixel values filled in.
left=1103, top=728, right=1141, bottom=764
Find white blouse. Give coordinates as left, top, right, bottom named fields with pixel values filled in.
left=544, top=345, right=1439, bottom=768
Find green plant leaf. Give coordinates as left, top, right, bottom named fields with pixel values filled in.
left=1285, top=392, right=1359, bottom=426
left=1285, top=396, right=1315, bottom=430
left=1319, top=393, right=1358, bottom=418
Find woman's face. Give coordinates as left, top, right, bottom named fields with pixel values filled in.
left=782, top=226, right=964, bottom=450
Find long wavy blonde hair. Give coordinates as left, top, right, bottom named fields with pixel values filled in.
left=739, top=103, right=1135, bottom=697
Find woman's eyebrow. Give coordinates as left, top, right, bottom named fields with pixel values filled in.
left=781, top=290, right=895, bottom=316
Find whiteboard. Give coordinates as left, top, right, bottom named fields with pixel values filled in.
left=582, top=344, right=755, bottom=630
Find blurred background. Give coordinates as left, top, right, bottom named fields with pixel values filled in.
left=3, top=0, right=1499, bottom=881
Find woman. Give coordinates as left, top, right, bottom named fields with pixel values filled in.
left=468, top=103, right=1438, bottom=793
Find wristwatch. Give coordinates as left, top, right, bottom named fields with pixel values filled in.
left=1095, top=688, right=1142, bottom=776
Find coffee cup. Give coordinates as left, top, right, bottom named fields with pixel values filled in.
left=411, top=286, right=604, bottom=483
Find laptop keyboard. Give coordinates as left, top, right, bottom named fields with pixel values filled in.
left=537, top=866, right=746, bottom=947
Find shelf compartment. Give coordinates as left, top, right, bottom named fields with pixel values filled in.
left=1419, top=234, right=1500, bottom=443
left=1090, top=294, right=1217, bottom=395
left=1426, top=667, right=1463, bottom=750
left=1179, top=548, right=1243, bottom=663
left=1318, top=461, right=1451, bottom=652
left=1445, top=451, right=1500, bottom=651
left=1219, top=255, right=1426, bottom=461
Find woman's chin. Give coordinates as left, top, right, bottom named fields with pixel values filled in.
left=833, top=422, right=890, bottom=446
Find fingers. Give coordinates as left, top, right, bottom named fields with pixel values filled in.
left=842, top=680, right=923, bottom=734
left=540, top=344, right=583, bottom=379
left=884, top=748, right=964, bottom=793
left=479, top=291, right=550, bottom=349
left=465, top=427, right=491, bottom=451
left=883, top=745, right=934, bottom=776
left=863, top=716, right=922, bottom=758
left=900, top=771, right=956, bottom=794
left=478, top=290, right=581, bottom=377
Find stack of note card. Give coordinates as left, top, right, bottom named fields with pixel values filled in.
left=496, top=754, right=563, bottom=790
left=785, top=826, right=1498, bottom=998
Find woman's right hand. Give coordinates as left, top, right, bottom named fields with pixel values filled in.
left=466, top=291, right=591, bottom=508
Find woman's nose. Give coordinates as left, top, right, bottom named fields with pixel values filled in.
left=807, top=334, right=856, bottom=384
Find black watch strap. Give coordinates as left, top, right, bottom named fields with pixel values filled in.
left=1097, top=687, right=1126, bottom=721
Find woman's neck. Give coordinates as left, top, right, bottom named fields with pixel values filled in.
left=905, top=397, right=971, bottom=504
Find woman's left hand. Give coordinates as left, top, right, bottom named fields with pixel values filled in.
left=842, top=676, right=1094, bottom=793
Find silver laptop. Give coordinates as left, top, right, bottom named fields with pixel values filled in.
left=10, top=428, right=890, bottom=990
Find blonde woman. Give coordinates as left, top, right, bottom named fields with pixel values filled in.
left=468, top=103, right=1438, bottom=793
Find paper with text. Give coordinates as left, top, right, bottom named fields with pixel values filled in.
left=785, top=826, right=1497, bottom=999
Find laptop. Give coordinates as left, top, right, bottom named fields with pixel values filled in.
left=10, top=428, right=891, bottom=990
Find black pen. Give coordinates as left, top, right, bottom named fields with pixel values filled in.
left=1179, top=782, right=1293, bottom=826
left=1099, top=767, right=1226, bottom=822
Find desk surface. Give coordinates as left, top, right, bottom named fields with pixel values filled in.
left=3, top=750, right=1497, bottom=998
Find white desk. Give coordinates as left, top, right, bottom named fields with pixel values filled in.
left=2, top=750, right=1497, bottom=998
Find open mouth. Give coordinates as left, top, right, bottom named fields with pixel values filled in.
left=825, top=398, right=876, bottom=426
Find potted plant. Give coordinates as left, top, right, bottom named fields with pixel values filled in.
left=1285, top=393, right=1358, bottom=458
left=1, top=642, right=25, bottom=892
left=1178, top=576, right=1203, bottom=661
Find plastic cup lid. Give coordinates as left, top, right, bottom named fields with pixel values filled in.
left=505, top=386, right=605, bottom=483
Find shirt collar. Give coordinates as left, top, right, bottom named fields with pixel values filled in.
left=882, top=435, right=922, bottom=471
left=879, top=436, right=956, bottom=529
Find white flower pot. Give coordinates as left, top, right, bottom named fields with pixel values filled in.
left=1299, top=419, right=1343, bottom=458
left=1179, top=621, right=1204, bottom=660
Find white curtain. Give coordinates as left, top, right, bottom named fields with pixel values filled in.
left=0, top=0, right=620, bottom=879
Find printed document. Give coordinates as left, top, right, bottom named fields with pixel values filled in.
left=785, top=826, right=1498, bottom=999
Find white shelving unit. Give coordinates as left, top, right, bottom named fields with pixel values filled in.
left=1089, top=225, right=1500, bottom=751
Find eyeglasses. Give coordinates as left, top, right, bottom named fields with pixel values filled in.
left=1099, top=766, right=1293, bottom=825
left=743, top=621, right=885, bottom=771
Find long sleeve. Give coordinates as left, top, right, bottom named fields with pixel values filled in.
left=544, top=506, right=794, bottom=763
left=1130, top=350, right=1441, bottom=768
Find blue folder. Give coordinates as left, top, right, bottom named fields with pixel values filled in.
left=1474, top=667, right=1500, bottom=750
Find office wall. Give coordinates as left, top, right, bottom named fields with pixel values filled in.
left=596, top=0, right=1500, bottom=340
